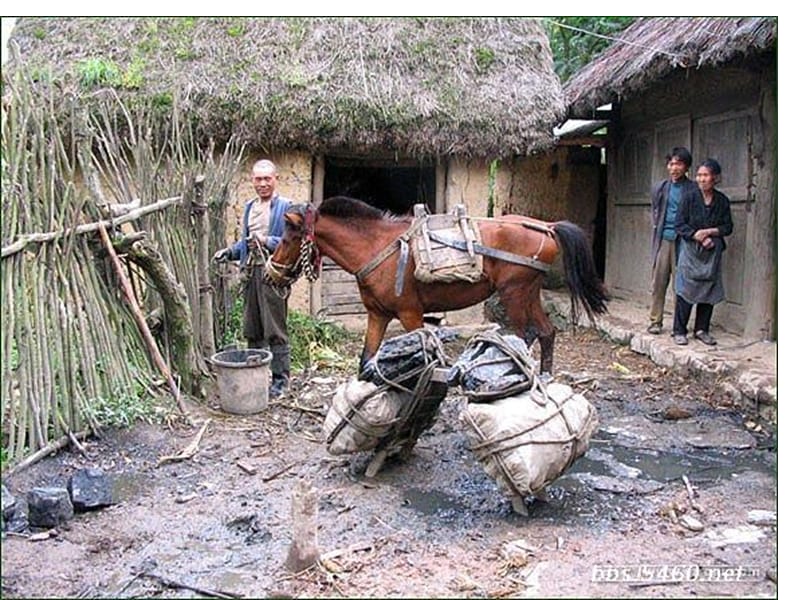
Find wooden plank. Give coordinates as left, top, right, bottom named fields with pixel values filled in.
left=322, top=269, right=358, bottom=284
left=322, top=294, right=364, bottom=308
left=323, top=280, right=361, bottom=294
left=324, top=304, right=367, bottom=316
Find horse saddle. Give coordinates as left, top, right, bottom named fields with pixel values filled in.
left=409, top=204, right=485, bottom=284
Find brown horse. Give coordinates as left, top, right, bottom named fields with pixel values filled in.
left=266, top=196, right=608, bottom=377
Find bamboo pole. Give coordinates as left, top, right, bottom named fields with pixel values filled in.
left=4, top=430, right=91, bottom=477
left=34, top=255, right=53, bottom=444
left=1, top=196, right=183, bottom=258
left=97, top=224, right=191, bottom=420
left=193, top=175, right=215, bottom=358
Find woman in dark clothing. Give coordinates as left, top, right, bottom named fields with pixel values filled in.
left=672, top=159, right=734, bottom=346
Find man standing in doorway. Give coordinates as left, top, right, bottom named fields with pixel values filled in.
left=647, top=147, right=698, bottom=334
left=214, top=159, right=294, bottom=398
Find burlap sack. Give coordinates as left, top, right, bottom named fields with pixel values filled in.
left=460, top=382, right=598, bottom=497
left=411, top=211, right=484, bottom=284
left=323, top=378, right=411, bottom=455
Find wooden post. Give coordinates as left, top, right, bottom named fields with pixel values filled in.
left=310, top=156, right=325, bottom=317
left=435, top=157, right=447, bottom=214
left=97, top=225, right=191, bottom=420
left=194, top=176, right=215, bottom=357
left=284, top=479, right=320, bottom=572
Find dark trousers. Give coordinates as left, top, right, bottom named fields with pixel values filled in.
left=673, top=294, right=714, bottom=336
left=242, top=265, right=289, bottom=348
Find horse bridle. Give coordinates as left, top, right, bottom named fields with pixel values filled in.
left=265, top=203, right=321, bottom=286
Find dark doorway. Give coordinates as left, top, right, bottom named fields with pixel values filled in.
left=323, top=157, right=436, bottom=215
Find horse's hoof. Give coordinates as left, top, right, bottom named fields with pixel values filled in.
left=538, top=372, right=554, bottom=384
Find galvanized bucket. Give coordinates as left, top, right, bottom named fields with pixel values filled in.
left=210, top=348, right=272, bottom=415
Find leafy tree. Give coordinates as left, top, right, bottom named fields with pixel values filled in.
left=543, top=17, right=636, bottom=82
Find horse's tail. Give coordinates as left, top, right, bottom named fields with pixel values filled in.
left=552, top=221, right=609, bottom=325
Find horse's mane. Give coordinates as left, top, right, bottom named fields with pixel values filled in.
left=318, top=196, right=410, bottom=223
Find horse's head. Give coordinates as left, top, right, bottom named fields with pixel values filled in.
left=265, top=203, right=321, bottom=286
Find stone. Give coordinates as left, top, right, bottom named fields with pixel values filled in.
left=2, top=484, right=29, bottom=533
left=679, top=514, right=704, bottom=532
left=2, top=483, right=16, bottom=519
left=27, top=487, right=73, bottom=528
left=705, top=524, right=765, bottom=548
left=579, top=473, right=664, bottom=495
left=5, top=500, right=29, bottom=533
left=747, top=509, right=777, bottom=526
left=68, top=468, right=113, bottom=511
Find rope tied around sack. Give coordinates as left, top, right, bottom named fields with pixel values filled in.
left=463, top=377, right=589, bottom=499
left=326, top=329, right=448, bottom=446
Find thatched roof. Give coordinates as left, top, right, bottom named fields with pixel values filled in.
left=565, top=17, right=777, bottom=117
left=5, top=17, right=565, bottom=158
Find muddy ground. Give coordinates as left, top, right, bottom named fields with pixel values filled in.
left=1, top=327, right=777, bottom=599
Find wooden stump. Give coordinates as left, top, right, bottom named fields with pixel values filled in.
left=284, top=480, right=320, bottom=572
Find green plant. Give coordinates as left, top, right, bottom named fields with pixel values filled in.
left=28, top=65, right=52, bottom=83
left=77, top=58, right=121, bottom=89
left=83, top=385, right=164, bottom=428
left=173, top=17, right=197, bottom=32
left=474, top=47, right=495, bottom=73
left=543, top=17, right=635, bottom=82
left=151, top=92, right=173, bottom=110
left=6, top=338, right=19, bottom=370
left=220, top=293, right=245, bottom=349
left=285, top=18, right=307, bottom=47
left=175, top=46, right=199, bottom=61
left=33, top=28, right=46, bottom=40
left=288, top=310, right=357, bottom=371
left=121, top=58, right=146, bottom=89
left=136, top=21, right=160, bottom=54
left=227, top=22, right=246, bottom=37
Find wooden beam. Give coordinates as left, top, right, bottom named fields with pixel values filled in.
left=310, top=155, right=325, bottom=317
left=1, top=195, right=182, bottom=258
left=557, top=136, right=607, bottom=148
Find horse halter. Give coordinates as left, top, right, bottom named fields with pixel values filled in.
left=265, top=203, right=321, bottom=286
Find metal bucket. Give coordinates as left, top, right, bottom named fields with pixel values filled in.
left=210, top=348, right=272, bottom=415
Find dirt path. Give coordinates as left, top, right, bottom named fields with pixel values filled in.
left=1, top=328, right=777, bottom=598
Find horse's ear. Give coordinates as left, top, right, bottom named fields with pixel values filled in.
left=284, top=211, right=303, bottom=229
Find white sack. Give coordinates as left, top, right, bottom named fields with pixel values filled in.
left=460, top=382, right=598, bottom=497
left=323, top=378, right=410, bottom=455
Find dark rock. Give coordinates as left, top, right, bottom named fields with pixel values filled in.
left=5, top=497, right=30, bottom=533
left=448, top=332, right=535, bottom=400
left=2, top=484, right=30, bottom=533
left=2, top=483, right=16, bottom=520
left=360, top=329, right=450, bottom=387
left=27, top=487, right=73, bottom=528
left=68, top=468, right=114, bottom=511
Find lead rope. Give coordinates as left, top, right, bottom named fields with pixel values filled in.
left=300, top=237, right=320, bottom=282
left=253, top=241, right=290, bottom=300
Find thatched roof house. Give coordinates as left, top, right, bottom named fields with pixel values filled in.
left=7, top=17, right=565, bottom=158
left=6, top=17, right=572, bottom=326
left=562, top=16, right=777, bottom=343
left=565, top=17, right=777, bottom=117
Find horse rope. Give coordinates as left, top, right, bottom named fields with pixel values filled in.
left=300, top=237, right=320, bottom=282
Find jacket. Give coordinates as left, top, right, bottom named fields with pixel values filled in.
left=675, top=188, right=733, bottom=249
left=228, top=195, right=293, bottom=267
left=650, top=177, right=698, bottom=268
